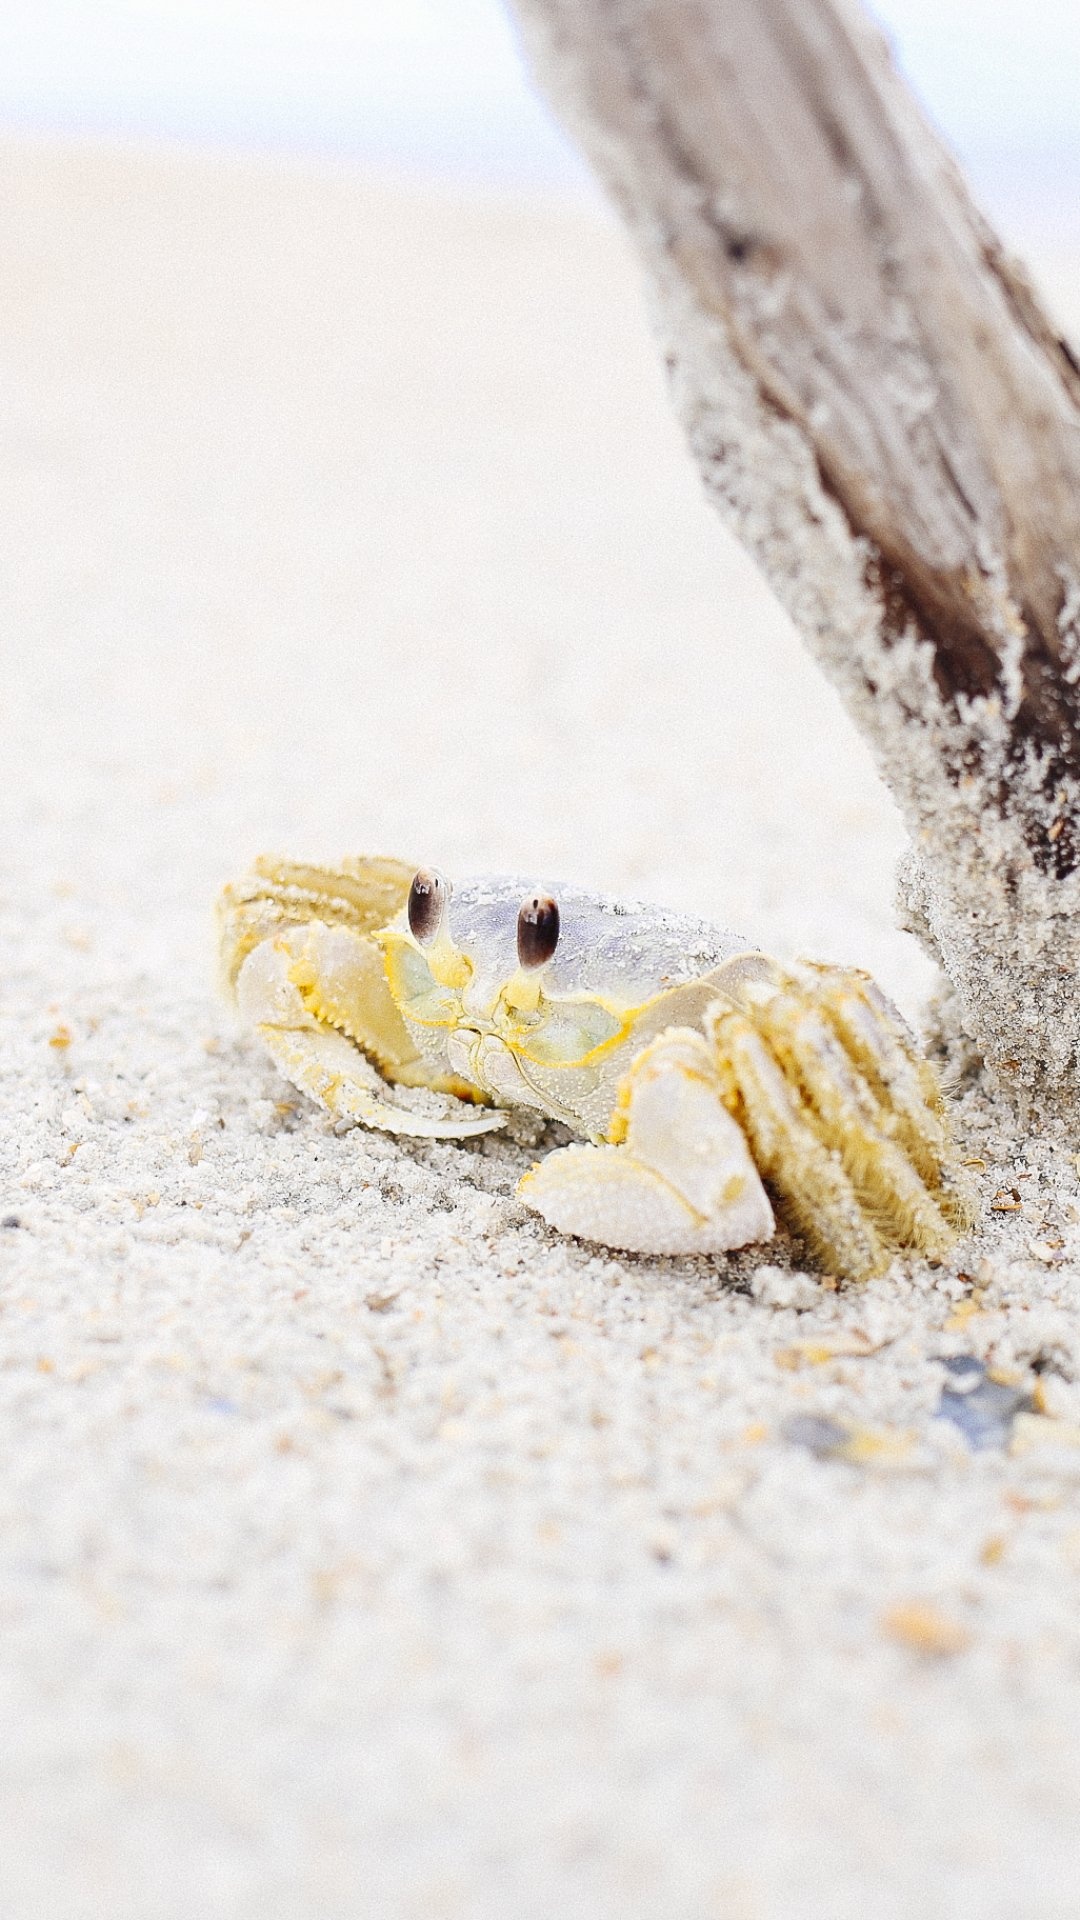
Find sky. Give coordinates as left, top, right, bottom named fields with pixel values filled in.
left=0, top=1, right=1075, bottom=238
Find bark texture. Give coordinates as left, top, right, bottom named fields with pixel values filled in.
left=508, top=0, right=1080, bottom=1102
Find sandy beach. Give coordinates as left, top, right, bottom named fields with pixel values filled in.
left=5, top=137, right=1080, bottom=1917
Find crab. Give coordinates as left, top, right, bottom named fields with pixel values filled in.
left=217, top=855, right=977, bottom=1280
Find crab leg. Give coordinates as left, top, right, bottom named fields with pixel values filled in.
left=235, top=931, right=506, bottom=1140
left=707, top=963, right=975, bottom=1276
left=785, top=962, right=977, bottom=1230
left=709, top=1006, right=906, bottom=1276
left=518, top=1029, right=774, bottom=1255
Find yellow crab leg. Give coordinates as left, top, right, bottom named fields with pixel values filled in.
left=218, top=855, right=417, bottom=986
left=707, top=1004, right=889, bottom=1278
left=785, top=962, right=978, bottom=1232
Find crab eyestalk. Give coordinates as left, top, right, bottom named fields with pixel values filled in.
left=407, top=868, right=450, bottom=946
left=503, top=890, right=561, bottom=1014
left=517, top=891, right=560, bottom=969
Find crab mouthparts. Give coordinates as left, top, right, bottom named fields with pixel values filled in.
left=445, top=1025, right=547, bottom=1112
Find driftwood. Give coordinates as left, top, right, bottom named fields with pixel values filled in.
left=508, top=0, right=1080, bottom=1104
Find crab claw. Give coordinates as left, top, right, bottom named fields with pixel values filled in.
left=518, top=1029, right=774, bottom=1255
left=236, top=931, right=506, bottom=1140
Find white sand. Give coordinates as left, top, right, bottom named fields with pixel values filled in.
left=5, top=138, right=1080, bottom=1918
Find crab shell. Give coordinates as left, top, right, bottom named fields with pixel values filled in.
left=378, top=872, right=767, bottom=1137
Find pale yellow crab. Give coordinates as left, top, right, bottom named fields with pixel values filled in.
left=217, top=856, right=977, bottom=1280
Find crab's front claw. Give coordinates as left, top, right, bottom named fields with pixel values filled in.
left=235, top=929, right=506, bottom=1141
left=518, top=1029, right=774, bottom=1255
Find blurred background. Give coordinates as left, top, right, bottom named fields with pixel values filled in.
left=0, top=0, right=1076, bottom=244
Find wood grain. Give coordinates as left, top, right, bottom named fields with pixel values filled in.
left=510, top=0, right=1080, bottom=1099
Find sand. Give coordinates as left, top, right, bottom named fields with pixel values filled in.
left=5, top=137, right=1080, bottom=1918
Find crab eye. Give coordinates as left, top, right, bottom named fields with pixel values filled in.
left=517, top=891, right=560, bottom=970
left=407, top=868, right=449, bottom=946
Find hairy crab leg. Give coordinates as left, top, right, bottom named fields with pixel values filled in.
left=784, top=962, right=977, bottom=1231
left=744, top=992, right=957, bottom=1259
left=707, top=1007, right=890, bottom=1278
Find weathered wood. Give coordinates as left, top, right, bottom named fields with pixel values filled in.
left=509, top=0, right=1080, bottom=1102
